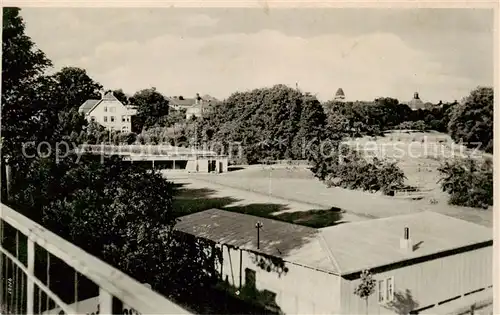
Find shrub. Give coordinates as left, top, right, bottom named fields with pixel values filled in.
left=438, top=157, right=492, bottom=209
left=311, top=148, right=406, bottom=195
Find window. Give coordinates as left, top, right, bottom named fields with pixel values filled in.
left=90, top=116, right=96, bottom=122
left=126, top=116, right=130, bottom=122
left=378, top=280, right=385, bottom=302
left=110, top=116, right=115, bottom=122
left=378, top=277, right=394, bottom=303
left=386, top=277, right=394, bottom=302
left=103, top=116, right=108, bottom=122
left=104, top=106, right=108, bottom=112
left=122, top=115, right=126, bottom=122
left=244, top=268, right=256, bottom=290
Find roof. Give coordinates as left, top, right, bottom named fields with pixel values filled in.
left=335, top=88, right=345, bottom=96
left=407, top=98, right=425, bottom=110
left=79, top=91, right=134, bottom=116
left=320, top=211, right=492, bottom=275
left=175, top=209, right=335, bottom=272
left=79, top=99, right=100, bottom=114
left=170, top=98, right=197, bottom=106
left=176, top=210, right=492, bottom=276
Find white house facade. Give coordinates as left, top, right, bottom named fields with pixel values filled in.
left=78, top=91, right=137, bottom=132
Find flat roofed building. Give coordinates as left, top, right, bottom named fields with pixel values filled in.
left=176, top=209, right=493, bottom=315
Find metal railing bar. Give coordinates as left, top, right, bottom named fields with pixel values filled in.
left=46, top=251, right=50, bottom=313
left=1, top=204, right=192, bottom=314
left=0, top=246, right=77, bottom=315
left=15, top=230, right=19, bottom=314
left=0, top=220, right=3, bottom=312
left=9, top=256, right=14, bottom=313
left=38, top=285, right=42, bottom=315
left=20, top=269, right=25, bottom=314
left=74, top=270, right=78, bottom=313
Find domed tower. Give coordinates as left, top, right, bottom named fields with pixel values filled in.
left=407, top=91, right=424, bottom=110
left=334, top=88, right=346, bottom=102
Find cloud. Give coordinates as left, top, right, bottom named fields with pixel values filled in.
left=51, top=29, right=476, bottom=103
left=20, top=8, right=492, bottom=103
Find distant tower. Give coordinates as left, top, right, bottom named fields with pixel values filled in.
left=334, top=88, right=346, bottom=102
left=407, top=91, right=424, bottom=110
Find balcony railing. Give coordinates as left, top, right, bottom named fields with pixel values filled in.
left=0, top=203, right=193, bottom=315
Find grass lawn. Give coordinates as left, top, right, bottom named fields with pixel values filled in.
left=172, top=183, right=343, bottom=228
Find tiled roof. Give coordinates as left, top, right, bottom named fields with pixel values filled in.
left=175, top=209, right=336, bottom=273
left=169, top=98, right=197, bottom=107
left=176, top=210, right=492, bottom=276
left=79, top=99, right=100, bottom=115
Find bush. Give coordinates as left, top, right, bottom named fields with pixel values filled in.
left=310, top=147, right=406, bottom=195
left=438, top=157, right=492, bottom=209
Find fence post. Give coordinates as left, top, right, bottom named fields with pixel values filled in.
left=99, top=287, right=113, bottom=315
left=26, top=239, right=34, bottom=314
left=0, top=219, right=3, bottom=312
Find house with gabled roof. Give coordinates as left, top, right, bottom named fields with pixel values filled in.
left=168, top=93, right=217, bottom=119
left=78, top=91, right=137, bottom=133
left=175, top=209, right=493, bottom=315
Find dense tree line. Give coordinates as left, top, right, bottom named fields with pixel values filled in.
left=191, top=85, right=327, bottom=163
left=1, top=7, right=220, bottom=312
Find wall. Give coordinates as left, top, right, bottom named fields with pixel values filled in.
left=186, top=107, right=202, bottom=119
left=87, top=100, right=133, bottom=132
left=219, top=245, right=341, bottom=314
left=340, top=246, right=492, bottom=315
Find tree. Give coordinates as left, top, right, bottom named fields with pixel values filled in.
left=130, top=87, right=170, bottom=132
left=195, top=84, right=314, bottom=163
left=113, top=89, right=129, bottom=105
left=49, top=67, right=102, bottom=111
left=438, top=157, right=493, bottom=209
left=310, top=146, right=406, bottom=196
left=292, top=94, right=327, bottom=159
left=354, top=269, right=376, bottom=315
left=448, top=87, right=493, bottom=153
left=1, top=7, right=52, bottom=165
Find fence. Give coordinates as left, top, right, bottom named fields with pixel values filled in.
left=0, top=203, right=192, bottom=315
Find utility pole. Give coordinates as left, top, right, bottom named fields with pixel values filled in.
left=255, top=221, right=263, bottom=249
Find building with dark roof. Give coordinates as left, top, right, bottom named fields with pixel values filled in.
left=406, top=92, right=425, bottom=110
left=334, top=88, right=346, bottom=102
left=78, top=91, right=137, bottom=132
left=168, top=93, right=217, bottom=119
left=176, top=209, right=492, bottom=315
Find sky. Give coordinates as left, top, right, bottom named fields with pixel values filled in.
left=20, top=7, right=494, bottom=103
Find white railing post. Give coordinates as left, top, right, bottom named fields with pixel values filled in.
left=99, top=287, right=113, bottom=315
left=26, top=238, right=34, bottom=314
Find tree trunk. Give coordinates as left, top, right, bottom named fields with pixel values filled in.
left=365, top=297, right=368, bottom=315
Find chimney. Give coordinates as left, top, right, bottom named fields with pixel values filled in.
left=399, top=227, right=413, bottom=253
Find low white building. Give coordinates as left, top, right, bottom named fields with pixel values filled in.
left=176, top=210, right=493, bottom=315
left=79, top=91, right=137, bottom=133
